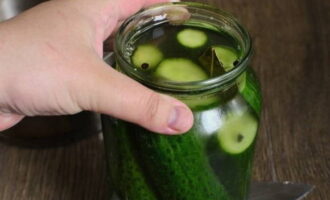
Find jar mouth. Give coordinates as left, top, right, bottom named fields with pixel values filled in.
left=114, top=2, right=252, bottom=93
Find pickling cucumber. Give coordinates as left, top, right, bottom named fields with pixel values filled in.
left=102, top=119, right=157, bottom=200
left=217, top=111, right=258, bottom=154
left=240, top=69, right=262, bottom=115
left=212, top=46, right=247, bottom=97
left=128, top=123, right=231, bottom=200
left=208, top=133, right=255, bottom=200
left=237, top=72, right=247, bottom=92
left=177, top=28, right=208, bottom=48
left=181, top=95, right=220, bottom=110
left=155, top=58, right=208, bottom=82
left=132, top=44, right=163, bottom=69
left=214, top=46, right=239, bottom=71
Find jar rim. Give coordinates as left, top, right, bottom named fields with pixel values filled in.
left=114, top=2, right=252, bottom=93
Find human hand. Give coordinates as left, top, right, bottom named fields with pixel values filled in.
left=0, top=0, right=193, bottom=134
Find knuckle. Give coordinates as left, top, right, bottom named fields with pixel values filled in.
left=140, top=92, right=161, bottom=124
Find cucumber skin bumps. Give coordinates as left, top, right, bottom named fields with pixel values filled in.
left=102, top=23, right=261, bottom=200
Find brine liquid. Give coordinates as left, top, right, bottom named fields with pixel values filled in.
left=131, top=23, right=241, bottom=78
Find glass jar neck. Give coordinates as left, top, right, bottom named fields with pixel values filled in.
left=114, top=2, right=252, bottom=94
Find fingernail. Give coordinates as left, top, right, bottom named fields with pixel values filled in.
left=167, top=106, right=193, bottom=134
left=0, top=113, right=24, bottom=131
left=165, top=6, right=191, bottom=25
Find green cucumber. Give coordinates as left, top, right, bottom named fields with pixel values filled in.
left=237, top=72, right=247, bottom=92
left=177, top=28, right=208, bottom=48
left=102, top=119, right=157, bottom=200
left=240, top=69, right=262, bottom=115
left=217, top=111, right=258, bottom=154
left=128, top=123, right=231, bottom=199
left=207, top=134, right=255, bottom=200
left=181, top=86, right=237, bottom=111
left=212, top=46, right=249, bottom=106
left=155, top=58, right=208, bottom=82
left=214, top=46, right=239, bottom=71
left=181, top=95, right=219, bottom=110
left=132, top=44, right=163, bottom=69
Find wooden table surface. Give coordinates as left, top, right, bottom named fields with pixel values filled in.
left=0, top=0, right=329, bottom=199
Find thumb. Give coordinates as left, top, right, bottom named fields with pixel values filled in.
left=0, top=113, right=24, bottom=131
left=75, top=61, right=193, bottom=135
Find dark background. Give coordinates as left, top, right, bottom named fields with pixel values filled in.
left=0, top=0, right=329, bottom=199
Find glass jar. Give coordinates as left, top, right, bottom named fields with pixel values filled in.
left=102, top=2, right=261, bottom=200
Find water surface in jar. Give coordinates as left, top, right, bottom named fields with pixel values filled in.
left=130, top=23, right=241, bottom=81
